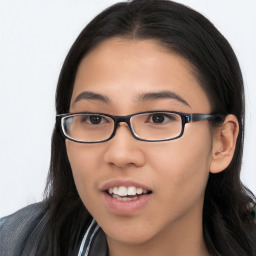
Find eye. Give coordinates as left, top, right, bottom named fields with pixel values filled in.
left=149, top=113, right=176, bottom=124
left=151, top=114, right=165, bottom=123
left=81, top=115, right=108, bottom=125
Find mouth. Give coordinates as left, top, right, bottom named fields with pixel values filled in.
left=101, top=181, right=153, bottom=214
left=105, top=186, right=152, bottom=201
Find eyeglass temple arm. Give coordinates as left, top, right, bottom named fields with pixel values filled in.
left=188, top=113, right=226, bottom=123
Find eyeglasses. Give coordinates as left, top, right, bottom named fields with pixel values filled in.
left=56, top=111, right=225, bottom=143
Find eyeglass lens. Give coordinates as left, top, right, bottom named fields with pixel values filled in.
left=62, top=112, right=183, bottom=142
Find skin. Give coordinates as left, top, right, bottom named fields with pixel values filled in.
left=66, top=38, right=238, bottom=256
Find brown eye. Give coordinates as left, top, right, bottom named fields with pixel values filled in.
left=80, top=115, right=107, bottom=125
left=89, top=115, right=102, bottom=124
left=151, top=114, right=165, bottom=123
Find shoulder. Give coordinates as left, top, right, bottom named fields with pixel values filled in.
left=0, top=202, right=48, bottom=256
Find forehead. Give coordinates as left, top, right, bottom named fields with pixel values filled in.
left=71, top=38, right=211, bottom=113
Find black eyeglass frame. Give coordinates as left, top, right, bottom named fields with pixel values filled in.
left=56, top=111, right=225, bottom=143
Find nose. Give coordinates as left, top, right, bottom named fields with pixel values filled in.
left=103, top=123, right=146, bottom=168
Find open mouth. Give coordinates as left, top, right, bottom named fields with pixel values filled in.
left=105, top=186, right=152, bottom=201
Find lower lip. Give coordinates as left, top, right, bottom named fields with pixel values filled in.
left=103, top=192, right=151, bottom=215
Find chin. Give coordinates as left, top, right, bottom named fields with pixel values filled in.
left=106, top=230, right=154, bottom=246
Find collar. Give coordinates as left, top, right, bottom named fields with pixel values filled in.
left=78, top=219, right=108, bottom=256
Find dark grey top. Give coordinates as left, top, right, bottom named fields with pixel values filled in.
left=0, top=203, right=108, bottom=256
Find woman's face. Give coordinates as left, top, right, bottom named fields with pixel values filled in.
left=66, top=38, right=214, bottom=247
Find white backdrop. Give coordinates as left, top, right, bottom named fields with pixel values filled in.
left=0, top=0, right=255, bottom=217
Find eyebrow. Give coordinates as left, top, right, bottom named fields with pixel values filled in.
left=73, top=90, right=190, bottom=107
left=73, top=91, right=111, bottom=104
left=137, top=90, right=191, bottom=107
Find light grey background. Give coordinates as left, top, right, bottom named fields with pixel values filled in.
left=1, top=0, right=255, bottom=216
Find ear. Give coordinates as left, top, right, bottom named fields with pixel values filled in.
left=210, top=114, right=239, bottom=174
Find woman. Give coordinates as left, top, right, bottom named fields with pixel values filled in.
left=1, top=0, right=255, bottom=255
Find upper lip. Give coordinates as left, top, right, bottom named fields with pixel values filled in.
left=100, top=179, right=152, bottom=192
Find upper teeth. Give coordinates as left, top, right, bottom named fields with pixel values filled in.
left=108, top=186, right=148, bottom=197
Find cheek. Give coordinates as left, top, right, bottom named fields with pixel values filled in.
left=65, top=141, right=103, bottom=204
left=150, top=125, right=212, bottom=199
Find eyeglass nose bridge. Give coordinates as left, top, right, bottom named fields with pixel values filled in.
left=111, top=115, right=134, bottom=138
